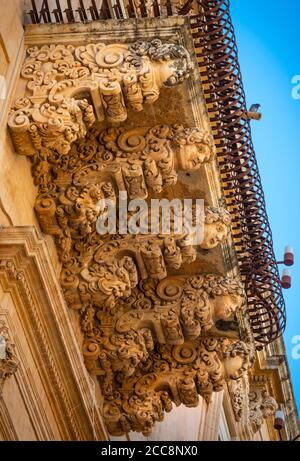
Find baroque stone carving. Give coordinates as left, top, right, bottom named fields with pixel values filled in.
left=8, top=40, right=193, bottom=156
left=102, top=337, right=255, bottom=436
left=17, top=122, right=221, bottom=317
left=23, top=123, right=215, bottom=200
left=0, top=320, right=19, bottom=395
left=227, top=375, right=250, bottom=422
left=82, top=274, right=246, bottom=383
left=249, top=387, right=278, bottom=433
left=6, top=36, right=256, bottom=437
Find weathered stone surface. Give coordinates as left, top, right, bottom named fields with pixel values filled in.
left=2, top=14, right=264, bottom=439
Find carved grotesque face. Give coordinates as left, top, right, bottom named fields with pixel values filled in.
left=176, top=143, right=212, bottom=171
left=157, top=60, right=179, bottom=87
left=186, top=144, right=212, bottom=169
left=212, top=293, right=244, bottom=320
left=261, top=393, right=278, bottom=418
left=222, top=355, right=244, bottom=380
left=200, top=221, right=229, bottom=249
left=49, top=137, right=71, bottom=156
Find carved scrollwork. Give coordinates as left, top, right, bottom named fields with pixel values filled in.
left=0, top=321, right=19, bottom=395
left=82, top=273, right=248, bottom=386
left=101, top=336, right=254, bottom=435
left=249, top=387, right=278, bottom=433
left=228, top=375, right=250, bottom=422
left=9, top=40, right=193, bottom=157
left=7, top=37, right=256, bottom=437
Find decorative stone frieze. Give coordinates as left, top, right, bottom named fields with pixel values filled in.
left=0, top=321, right=19, bottom=395
left=8, top=40, right=193, bottom=157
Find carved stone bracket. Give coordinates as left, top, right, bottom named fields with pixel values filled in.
left=102, top=336, right=255, bottom=436
left=8, top=40, right=193, bottom=157
left=27, top=123, right=215, bottom=199
left=82, top=274, right=247, bottom=379
left=227, top=370, right=278, bottom=439
left=249, top=385, right=278, bottom=433
left=0, top=320, right=19, bottom=395
left=227, top=374, right=250, bottom=423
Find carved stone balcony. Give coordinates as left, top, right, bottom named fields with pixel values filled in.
left=6, top=12, right=269, bottom=436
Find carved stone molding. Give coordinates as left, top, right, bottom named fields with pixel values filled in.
left=0, top=320, right=19, bottom=395
left=0, top=227, right=108, bottom=440
left=8, top=40, right=193, bottom=157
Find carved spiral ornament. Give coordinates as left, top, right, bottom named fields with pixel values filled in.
left=117, top=130, right=146, bottom=153
left=95, top=45, right=127, bottom=68
left=156, top=278, right=184, bottom=301
left=6, top=28, right=258, bottom=436
left=172, top=343, right=197, bottom=364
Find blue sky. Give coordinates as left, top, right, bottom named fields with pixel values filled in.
left=230, top=1, right=300, bottom=412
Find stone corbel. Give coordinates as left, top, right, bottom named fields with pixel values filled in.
left=249, top=385, right=278, bottom=433
left=227, top=374, right=250, bottom=423
left=102, top=336, right=255, bottom=436
left=0, top=320, right=19, bottom=395
left=8, top=40, right=193, bottom=157
left=27, top=124, right=215, bottom=203
left=82, top=273, right=247, bottom=380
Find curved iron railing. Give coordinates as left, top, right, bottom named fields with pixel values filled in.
left=26, top=0, right=286, bottom=346
left=189, top=0, right=286, bottom=345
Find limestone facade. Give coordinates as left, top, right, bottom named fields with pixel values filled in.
left=0, top=1, right=298, bottom=441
